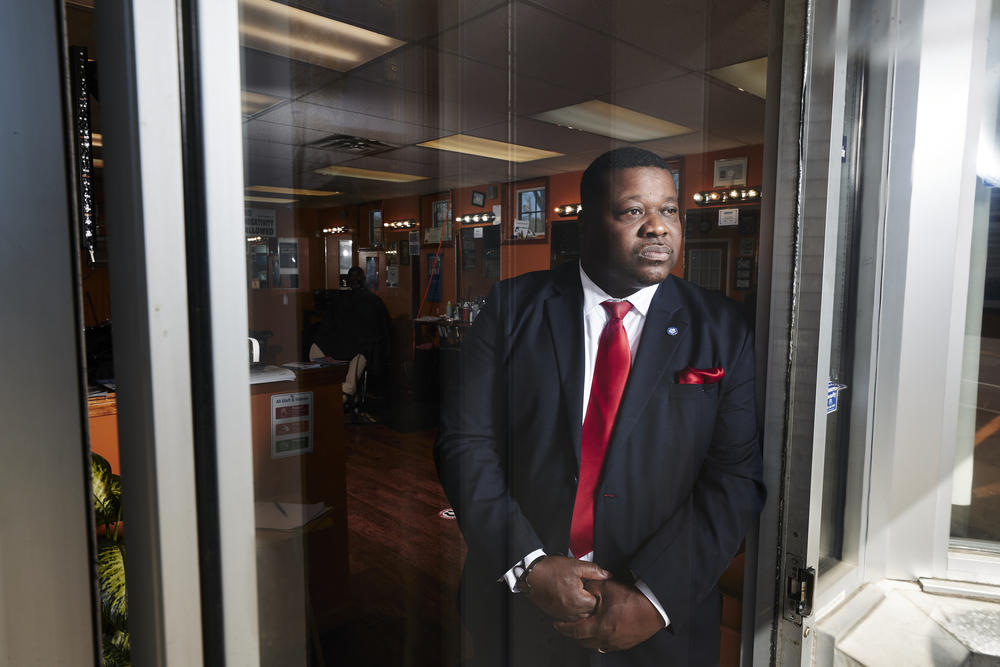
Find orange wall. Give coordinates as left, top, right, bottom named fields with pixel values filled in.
left=681, top=145, right=764, bottom=205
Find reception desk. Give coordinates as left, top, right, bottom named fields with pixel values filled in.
left=249, top=363, right=350, bottom=663
left=88, top=364, right=351, bottom=663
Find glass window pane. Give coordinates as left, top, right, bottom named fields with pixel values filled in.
left=952, top=1, right=1000, bottom=548
left=234, top=1, right=773, bottom=663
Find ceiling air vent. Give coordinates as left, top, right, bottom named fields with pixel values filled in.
left=310, top=133, right=396, bottom=155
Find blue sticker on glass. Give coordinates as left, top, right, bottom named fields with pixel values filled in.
left=826, top=381, right=847, bottom=414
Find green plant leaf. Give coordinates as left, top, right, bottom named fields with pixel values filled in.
left=98, top=539, right=128, bottom=632
left=102, top=631, right=131, bottom=667
left=91, top=453, right=121, bottom=526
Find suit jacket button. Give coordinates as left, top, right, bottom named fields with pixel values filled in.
left=571, top=475, right=578, bottom=485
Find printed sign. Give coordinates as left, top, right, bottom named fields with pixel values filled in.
left=826, top=381, right=847, bottom=415
left=245, top=208, right=276, bottom=237
left=718, top=208, right=739, bottom=227
left=271, top=392, right=313, bottom=458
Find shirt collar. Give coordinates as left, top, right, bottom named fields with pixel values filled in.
left=578, top=262, right=659, bottom=318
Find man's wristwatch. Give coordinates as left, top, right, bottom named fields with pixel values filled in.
left=514, top=555, right=546, bottom=594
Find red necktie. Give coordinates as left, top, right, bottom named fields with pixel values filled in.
left=569, top=300, right=632, bottom=557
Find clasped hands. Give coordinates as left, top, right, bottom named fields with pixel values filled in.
left=524, top=555, right=665, bottom=653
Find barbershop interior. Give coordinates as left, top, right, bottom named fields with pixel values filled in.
left=8, top=0, right=1000, bottom=665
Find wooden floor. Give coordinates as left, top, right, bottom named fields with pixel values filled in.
left=318, top=422, right=470, bottom=667
left=318, top=420, right=743, bottom=667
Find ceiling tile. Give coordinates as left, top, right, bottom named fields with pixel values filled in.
left=470, top=117, right=613, bottom=155
left=243, top=118, right=333, bottom=146
left=241, top=48, right=343, bottom=100
left=636, top=131, right=745, bottom=157
left=608, top=73, right=707, bottom=130
left=299, top=76, right=464, bottom=131
left=253, top=100, right=441, bottom=145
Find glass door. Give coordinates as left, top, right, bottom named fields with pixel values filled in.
left=97, top=0, right=785, bottom=665
left=754, top=0, right=896, bottom=662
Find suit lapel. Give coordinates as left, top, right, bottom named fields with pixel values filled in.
left=545, top=266, right=585, bottom=465
left=611, top=278, right=688, bottom=449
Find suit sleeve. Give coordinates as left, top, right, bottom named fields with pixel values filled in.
left=627, top=323, right=765, bottom=633
left=433, top=283, right=545, bottom=582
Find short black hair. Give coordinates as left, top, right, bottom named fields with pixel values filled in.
left=579, top=147, right=673, bottom=213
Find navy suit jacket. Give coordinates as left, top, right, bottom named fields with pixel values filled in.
left=435, top=262, right=765, bottom=666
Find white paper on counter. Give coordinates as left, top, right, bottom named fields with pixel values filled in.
left=255, top=501, right=330, bottom=531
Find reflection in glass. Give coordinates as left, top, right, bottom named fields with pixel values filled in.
left=952, top=0, right=1000, bottom=548
left=235, top=0, right=771, bottom=663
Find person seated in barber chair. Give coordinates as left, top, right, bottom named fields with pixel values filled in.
left=309, top=266, right=391, bottom=408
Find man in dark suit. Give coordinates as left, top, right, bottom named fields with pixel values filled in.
left=435, top=148, right=765, bottom=666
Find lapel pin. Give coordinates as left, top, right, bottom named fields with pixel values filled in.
left=666, top=326, right=679, bottom=336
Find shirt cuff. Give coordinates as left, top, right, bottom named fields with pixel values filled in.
left=634, top=577, right=670, bottom=628
left=501, top=549, right=547, bottom=592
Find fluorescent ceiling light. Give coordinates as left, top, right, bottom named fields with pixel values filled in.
left=313, top=165, right=428, bottom=182
left=707, top=57, right=767, bottom=99
left=245, top=195, right=299, bottom=204
left=242, top=90, right=284, bottom=116
left=240, top=0, right=405, bottom=72
left=417, top=134, right=562, bottom=162
left=247, top=185, right=340, bottom=196
left=532, top=100, right=692, bottom=142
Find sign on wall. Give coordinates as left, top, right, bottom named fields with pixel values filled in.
left=270, top=392, right=313, bottom=458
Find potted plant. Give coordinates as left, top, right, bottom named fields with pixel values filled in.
left=92, top=453, right=129, bottom=666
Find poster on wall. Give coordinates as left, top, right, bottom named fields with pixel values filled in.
left=386, top=265, right=399, bottom=288
left=426, top=252, right=442, bottom=302
left=270, top=392, right=313, bottom=459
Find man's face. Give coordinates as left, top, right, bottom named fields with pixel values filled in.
left=347, top=269, right=365, bottom=289
left=580, top=166, right=681, bottom=297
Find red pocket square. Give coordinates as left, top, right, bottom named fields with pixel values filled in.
left=677, top=366, right=725, bottom=384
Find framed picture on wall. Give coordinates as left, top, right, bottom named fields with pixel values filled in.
left=429, top=198, right=452, bottom=243
left=713, top=157, right=747, bottom=187
left=471, top=190, right=486, bottom=207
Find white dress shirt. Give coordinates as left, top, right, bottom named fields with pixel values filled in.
left=501, top=263, right=669, bottom=628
